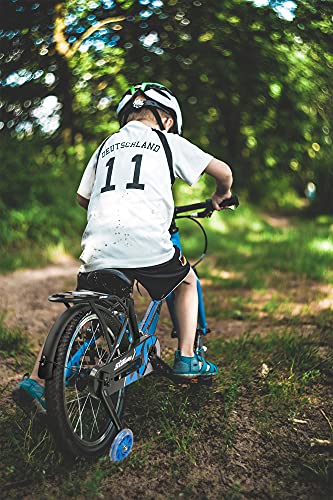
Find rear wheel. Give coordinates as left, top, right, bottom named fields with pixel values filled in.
left=45, top=308, right=130, bottom=458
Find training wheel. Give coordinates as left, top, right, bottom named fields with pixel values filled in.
left=109, top=428, right=134, bottom=462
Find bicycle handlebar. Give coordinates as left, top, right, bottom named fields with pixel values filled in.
left=174, top=195, right=239, bottom=217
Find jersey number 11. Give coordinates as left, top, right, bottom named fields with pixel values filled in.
left=101, top=155, right=145, bottom=193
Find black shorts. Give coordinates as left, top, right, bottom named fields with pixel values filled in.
left=77, top=246, right=190, bottom=301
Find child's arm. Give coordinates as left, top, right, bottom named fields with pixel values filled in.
left=204, top=159, right=233, bottom=210
left=77, top=194, right=89, bottom=209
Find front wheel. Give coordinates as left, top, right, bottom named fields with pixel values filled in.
left=45, top=307, right=129, bottom=458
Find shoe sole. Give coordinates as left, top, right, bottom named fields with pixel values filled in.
left=172, top=372, right=217, bottom=378
left=12, top=388, right=46, bottom=416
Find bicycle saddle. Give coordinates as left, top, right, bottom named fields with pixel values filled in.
left=85, top=269, right=133, bottom=298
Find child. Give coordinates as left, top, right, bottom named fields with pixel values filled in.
left=13, top=82, right=233, bottom=411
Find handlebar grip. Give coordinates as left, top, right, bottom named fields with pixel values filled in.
left=205, top=195, right=239, bottom=212
left=219, top=195, right=239, bottom=208
left=174, top=195, right=239, bottom=217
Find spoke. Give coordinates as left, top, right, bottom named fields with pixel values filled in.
left=75, top=385, right=83, bottom=439
left=67, top=390, right=90, bottom=423
left=93, top=323, right=103, bottom=360
left=89, top=397, right=100, bottom=438
left=66, top=394, right=89, bottom=405
left=94, top=400, right=105, bottom=428
left=95, top=340, right=103, bottom=362
left=66, top=387, right=81, bottom=421
left=68, top=400, right=80, bottom=423
left=74, top=387, right=90, bottom=438
left=78, top=321, right=100, bottom=372
left=78, top=336, right=95, bottom=372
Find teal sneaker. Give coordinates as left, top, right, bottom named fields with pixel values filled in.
left=12, top=374, right=46, bottom=415
left=172, top=350, right=218, bottom=378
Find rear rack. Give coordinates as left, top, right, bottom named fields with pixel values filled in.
left=48, top=290, right=111, bottom=303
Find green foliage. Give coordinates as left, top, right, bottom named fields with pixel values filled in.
left=0, top=136, right=93, bottom=271
left=0, top=0, right=333, bottom=268
left=1, top=0, right=332, bottom=212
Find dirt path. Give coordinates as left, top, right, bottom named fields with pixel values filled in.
left=0, top=257, right=78, bottom=336
left=0, top=257, right=79, bottom=382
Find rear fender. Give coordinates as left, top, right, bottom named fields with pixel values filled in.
left=38, top=303, right=90, bottom=380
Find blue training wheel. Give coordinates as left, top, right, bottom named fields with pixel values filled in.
left=109, top=428, right=134, bottom=462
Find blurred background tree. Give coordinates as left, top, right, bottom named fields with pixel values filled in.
left=0, top=0, right=332, bottom=268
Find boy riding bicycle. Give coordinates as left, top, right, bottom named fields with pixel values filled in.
left=13, top=82, right=233, bottom=412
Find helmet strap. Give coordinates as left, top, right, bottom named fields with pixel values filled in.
left=149, top=107, right=165, bottom=131
left=120, top=94, right=170, bottom=131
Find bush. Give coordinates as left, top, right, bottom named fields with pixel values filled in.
left=0, top=136, right=96, bottom=270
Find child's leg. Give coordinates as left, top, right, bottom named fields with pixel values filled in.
left=172, top=268, right=218, bottom=376
left=173, top=268, right=198, bottom=357
left=30, top=346, right=45, bottom=384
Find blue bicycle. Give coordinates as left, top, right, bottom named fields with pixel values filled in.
left=38, top=195, right=238, bottom=461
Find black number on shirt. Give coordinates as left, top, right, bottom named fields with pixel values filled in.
left=100, top=155, right=145, bottom=193
left=100, top=157, right=116, bottom=193
left=126, top=155, right=144, bottom=190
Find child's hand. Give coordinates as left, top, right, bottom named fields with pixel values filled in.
left=211, top=190, right=233, bottom=211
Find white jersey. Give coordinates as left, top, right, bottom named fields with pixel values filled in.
left=77, top=121, right=213, bottom=270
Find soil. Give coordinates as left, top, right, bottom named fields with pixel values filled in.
left=0, top=258, right=332, bottom=499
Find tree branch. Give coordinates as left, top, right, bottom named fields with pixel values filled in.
left=53, top=3, right=70, bottom=57
left=68, top=16, right=126, bottom=58
left=54, top=2, right=126, bottom=61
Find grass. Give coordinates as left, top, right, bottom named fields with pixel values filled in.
left=0, top=238, right=82, bottom=274
left=178, top=204, right=333, bottom=288
left=0, top=311, right=30, bottom=357
left=0, top=328, right=331, bottom=498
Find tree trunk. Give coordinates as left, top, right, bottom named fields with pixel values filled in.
left=53, top=2, right=75, bottom=145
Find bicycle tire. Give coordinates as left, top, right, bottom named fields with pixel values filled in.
left=45, top=306, right=130, bottom=459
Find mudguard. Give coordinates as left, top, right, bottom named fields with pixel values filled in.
left=38, top=303, right=90, bottom=380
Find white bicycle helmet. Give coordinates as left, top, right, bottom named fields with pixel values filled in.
left=117, top=82, right=183, bottom=134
